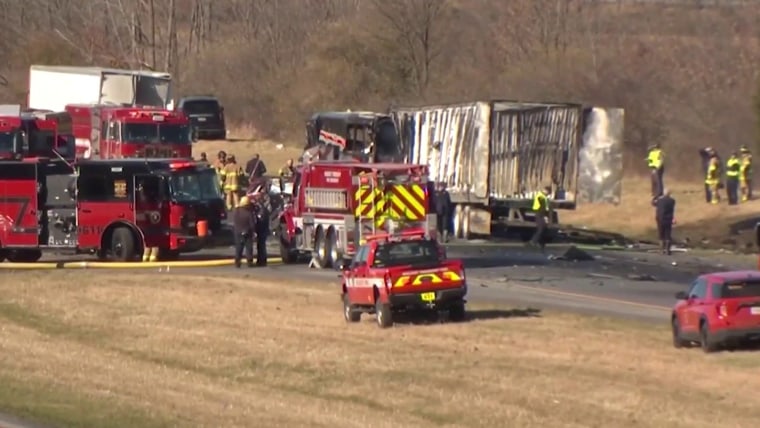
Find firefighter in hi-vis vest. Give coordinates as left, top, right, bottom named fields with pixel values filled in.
left=705, top=155, right=720, bottom=204
left=740, top=145, right=753, bottom=202
left=646, top=144, right=664, bottom=198
left=223, top=154, right=243, bottom=210
left=214, top=150, right=227, bottom=192
left=529, top=185, right=552, bottom=252
left=725, top=152, right=741, bottom=205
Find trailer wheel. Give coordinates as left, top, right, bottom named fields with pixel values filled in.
left=6, top=250, right=42, bottom=263
left=461, top=205, right=472, bottom=240
left=453, top=205, right=463, bottom=239
left=326, top=227, right=340, bottom=269
left=111, top=227, right=137, bottom=262
left=314, top=227, right=329, bottom=268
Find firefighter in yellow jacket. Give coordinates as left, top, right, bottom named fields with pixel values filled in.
left=646, top=144, right=664, bottom=198
left=740, top=145, right=753, bottom=202
left=705, top=155, right=720, bottom=204
left=223, top=154, right=243, bottom=210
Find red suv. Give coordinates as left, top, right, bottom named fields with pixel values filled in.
left=672, top=271, right=760, bottom=353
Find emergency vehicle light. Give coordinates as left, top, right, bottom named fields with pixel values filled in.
left=169, top=161, right=195, bottom=169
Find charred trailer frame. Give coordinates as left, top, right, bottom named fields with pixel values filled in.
left=391, top=100, right=584, bottom=240
left=303, top=111, right=404, bottom=163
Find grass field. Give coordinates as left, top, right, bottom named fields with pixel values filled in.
left=1, top=271, right=759, bottom=428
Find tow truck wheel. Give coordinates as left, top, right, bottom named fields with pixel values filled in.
left=277, top=226, right=298, bottom=264
left=448, top=302, right=467, bottom=322
left=343, top=294, right=361, bottom=323
left=111, top=227, right=137, bottom=262
left=375, top=299, right=393, bottom=329
left=6, top=250, right=42, bottom=263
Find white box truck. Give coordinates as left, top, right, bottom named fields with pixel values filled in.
left=28, top=65, right=173, bottom=112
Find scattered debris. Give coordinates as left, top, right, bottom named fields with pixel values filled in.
left=588, top=273, right=618, bottom=280
left=553, top=246, right=595, bottom=262
left=626, top=274, right=657, bottom=281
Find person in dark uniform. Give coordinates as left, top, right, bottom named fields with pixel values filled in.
left=726, top=151, right=741, bottom=205
left=655, top=188, right=676, bottom=255
left=232, top=196, right=256, bottom=268
left=434, top=182, right=453, bottom=242
left=251, top=190, right=270, bottom=266
left=529, top=185, right=552, bottom=252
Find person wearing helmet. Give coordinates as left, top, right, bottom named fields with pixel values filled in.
left=740, top=145, right=753, bottom=202
left=214, top=151, right=227, bottom=193
left=232, top=196, right=257, bottom=268
left=223, top=154, right=243, bottom=210
left=646, top=143, right=664, bottom=198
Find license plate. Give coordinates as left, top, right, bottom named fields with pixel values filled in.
left=420, top=292, right=435, bottom=302
left=751, top=307, right=760, bottom=315
left=197, top=117, right=207, bottom=122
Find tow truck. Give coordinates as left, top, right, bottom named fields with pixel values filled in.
left=0, top=158, right=227, bottom=263
left=276, top=161, right=436, bottom=269
left=339, top=230, right=467, bottom=328
left=302, top=111, right=404, bottom=163
left=66, top=105, right=194, bottom=159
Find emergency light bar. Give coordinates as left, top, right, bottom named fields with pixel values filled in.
left=169, top=161, right=195, bottom=169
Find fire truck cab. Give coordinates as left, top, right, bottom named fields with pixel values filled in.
left=277, top=161, right=437, bottom=269
left=66, top=104, right=194, bottom=159
left=0, top=158, right=227, bottom=263
left=0, top=111, right=75, bottom=160
left=339, top=230, right=467, bottom=328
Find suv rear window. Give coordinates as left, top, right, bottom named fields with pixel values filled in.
left=372, top=240, right=440, bottom=268
left=181, top=100, right=220, bottom=115
left=720, top=281, right=760, bottom=298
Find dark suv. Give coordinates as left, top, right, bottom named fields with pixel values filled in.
left=176, top=96, right=226, bottom=140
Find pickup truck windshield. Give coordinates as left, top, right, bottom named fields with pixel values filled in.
left=169, top=169, right=223, bottom=202
left=372, top=240, right=440, bottom=268
left=122, top=123, right=192, bottom=144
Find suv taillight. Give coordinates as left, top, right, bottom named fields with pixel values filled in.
left=717, top=303, right=728, bottom=318
left=385, top=275, right=392, bottom=289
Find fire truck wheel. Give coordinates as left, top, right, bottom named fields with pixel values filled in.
left=448, top=301, right=467, bottom=322
left=375, top=299, right=393, bottom=329
left=343, top=294, right=361, bottom=323
left=110, top=227, right=137, bottom=262
left=326, top=228, right=341, bottom=269
left=314, top=228, right=330, bottom=268
left=6, top=250, right=42, bottom=263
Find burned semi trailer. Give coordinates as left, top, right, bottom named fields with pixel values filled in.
left=390, top=101, right=624, bottom=239
left=302, top=111, right=404, bottom=163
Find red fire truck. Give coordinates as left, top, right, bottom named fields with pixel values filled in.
left=0, top=158, right=227, bottom=263
left=66, top=104, right=194, bottom=159
left=0, top=111, right=76, bottom=160
left=277, top=161, right=437, bottom=269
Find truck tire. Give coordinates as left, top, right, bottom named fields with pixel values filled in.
left=111, top=227, right=136, bottom=262
left=326, top=228, right=341, bottom=269
left=448, top=301, right=467, bottom=322
left=375, top=299, right=393, bottom=329
left=343, top=294, right=361, bottom=323
left=0, top=249, right=5, bottom=263
left=6, top=250, right=42, bottom=263
left=672, top=317, right=687, bottom=349
left=700, top=320, right=718, bottom=353
left=314, top=228, right=329, bottom=268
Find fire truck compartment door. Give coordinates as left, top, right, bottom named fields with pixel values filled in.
left=132, top=174, right=166, bottom=230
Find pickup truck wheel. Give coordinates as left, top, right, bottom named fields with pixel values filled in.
left=449, top=302, right=467, bottom=322
left=375, top=299, right=393, bottom=329
left=700, top=321, right=718, bottom=353
left=111, top=227, right=136, bottom=262
left=343, top=294, right=361, bottom=323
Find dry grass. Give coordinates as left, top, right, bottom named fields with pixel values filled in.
left=192, top=129, right=303, bottom=175
left=1, top=271, right=759, bottom=428
left=564, top=176, right=760, bottom=247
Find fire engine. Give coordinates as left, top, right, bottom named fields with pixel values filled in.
left=66, top=104, right=194, bottom=159
left=0, top=110, right=76, bottom=160
left=277, top=161, right=436, bottom=269
left=0, top=158, right=227, bottom=263
left=339, top=230, right=467, bottom=328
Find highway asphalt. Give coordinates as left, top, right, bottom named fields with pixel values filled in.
left=114, top=240, right=757, bottom=323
